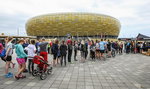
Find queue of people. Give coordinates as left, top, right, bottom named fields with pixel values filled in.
left=0, top=36, right=148, bottom=80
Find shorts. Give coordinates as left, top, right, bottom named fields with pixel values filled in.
left=108, top=47, right=111, bottom=51
left=96, top=49, right=100, bottom=53
left=53, top=54, right=57, bottom=60
left=100, top=50, right=104, bottom=53
left=16, top=58, right=26, bottom=64
left=6, top=56, right=12, bottom=61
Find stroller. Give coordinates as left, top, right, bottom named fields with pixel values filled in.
left=32, top=56, right=53, bottom=80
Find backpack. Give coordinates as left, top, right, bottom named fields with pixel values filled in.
left=0, top=49, right=6, bottom=57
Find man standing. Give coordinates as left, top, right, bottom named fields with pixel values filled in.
left=99, top=39, right=106, bottom=60
left=74, top=41, right=78, bottom=61
left=39, top=38, right=48, bottom=61
left=68, top=42, right=73, bottom=63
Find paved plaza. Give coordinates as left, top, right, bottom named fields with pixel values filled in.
left=0, top=53, right=150, bottom=89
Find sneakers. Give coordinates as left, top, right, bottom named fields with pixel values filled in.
left=15, top=75, right=26, bottom=80
left=5, top=72, right=13, bottom=78
left=74, top=59, right=78, bottom=61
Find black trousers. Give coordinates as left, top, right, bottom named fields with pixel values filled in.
left=61, top=55, right=66, bottom=66
left=68, top=50, right=72, bottom=62
left=28, top=59, right=34, bottom=73
left=48, top=47, right=50, bottom=54
left=126, top=47, right=130, bottom=54
left=119, top=48, right=123, bottom=54
left=85, top=51, right=88, bottom=59
left=90, top=50, right=95, bottom=60
left=74, top=50, right=77, bottom=60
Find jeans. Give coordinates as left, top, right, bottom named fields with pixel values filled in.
left=74, top=50, right=77, bottom=60
left=28, top=59, right=34, bottom=73
left=61, top=55, right=66, bottom=66
left=68, top=50, right=72, bottom=62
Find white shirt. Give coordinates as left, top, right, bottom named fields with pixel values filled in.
left=25, top=44, right=36, bottom=59
left=96, top=43, right=100, bottom=49
left=5, top=42, right=13, bottom=56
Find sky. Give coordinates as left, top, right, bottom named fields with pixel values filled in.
left=0, top=0, right=150, bottom=38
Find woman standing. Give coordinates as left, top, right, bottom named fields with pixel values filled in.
left=60, top=41, right=67, bottom=66
left=90, top=40, right=95, bottom=60
left=95, top=40, right=100, bottom=59
left=15, top=39, right=27, bottom=79
left=74, top=41, right=78, bottom=61
left=3, top=37, right=14, bottom=78
left=51, top=40, right=59, bottom=66
left=0, top=43, right=15, bottom=69
left=68, top=42, right=73, bottom=63
left=80, top=40, right=85, bottom=63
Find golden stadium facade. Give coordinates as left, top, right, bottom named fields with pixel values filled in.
left=26, top=13, right=121, bottom=38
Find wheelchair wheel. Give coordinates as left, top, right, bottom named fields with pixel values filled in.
left=32, top=70, right=37, bottom=76
left=40, top=72, right=47, bottom=80
left=47, top=67, right=53, bottom=75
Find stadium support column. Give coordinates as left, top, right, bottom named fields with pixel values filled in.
left=86, top=32, right=88, bottom=38
left=76, top=32, right=78, bottom=40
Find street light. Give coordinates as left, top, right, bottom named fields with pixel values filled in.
left=17, top=28, right=19, bottom=36
left=97, top=33, right=98, bottom=39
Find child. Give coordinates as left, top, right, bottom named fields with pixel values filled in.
left=25, top=40, right=36, bottom=73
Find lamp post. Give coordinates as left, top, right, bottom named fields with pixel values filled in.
left=17, top=28, right=19, bottom=36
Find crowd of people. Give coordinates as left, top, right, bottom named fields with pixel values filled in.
left=0, top=36, right=149, bottom=79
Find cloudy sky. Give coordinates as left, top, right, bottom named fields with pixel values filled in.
left=0, top=0, right=150, bottom=38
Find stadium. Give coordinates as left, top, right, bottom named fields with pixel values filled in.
left=26, top=13, right=121, bottom=39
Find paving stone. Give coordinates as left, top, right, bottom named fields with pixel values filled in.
left=27, top=82, right=37, bottom=86
left=12, top=85, right=24, bottom=89
left=102, top=86, right=112, bottom=89
left=4, top=85, right=16, bottom=89
left=94, top=85, right=103, bottom=89
left=68, top=84, right=76, bottom=89
left=22, top=86, right=32, bottom=89
left=85, top=86, right=94, bottom=89
left=76, top=85, right=85, bottom=89
left=4, top=80, right=14, bottom=84
left=39, top=87, right=49, bottom=89
left=31, top=87, right=40, bottom=89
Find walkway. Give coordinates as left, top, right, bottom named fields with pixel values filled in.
left=0, top=53, right=150, bottom=89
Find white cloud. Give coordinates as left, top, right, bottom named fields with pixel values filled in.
left=0, top=0, right=150, bottom=37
